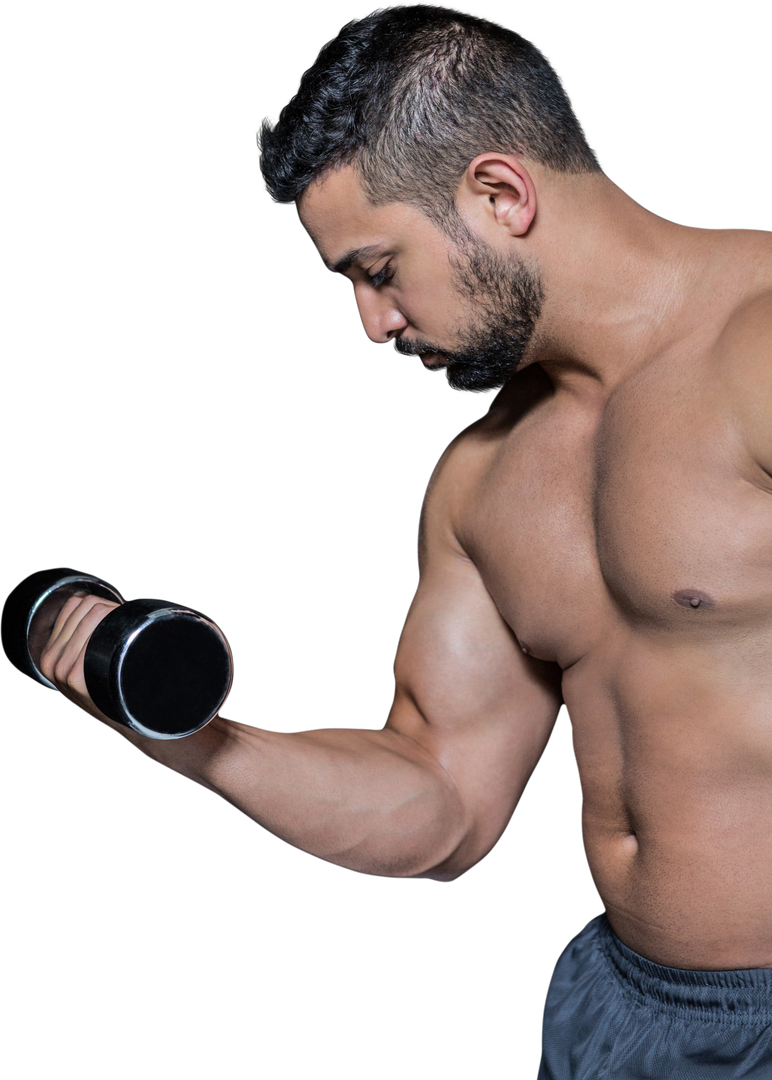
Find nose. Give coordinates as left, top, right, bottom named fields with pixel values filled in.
left=354, top=285, right=408, bottom=343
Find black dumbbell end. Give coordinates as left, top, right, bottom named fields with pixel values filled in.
left=84, top=600, right=233, bottom=740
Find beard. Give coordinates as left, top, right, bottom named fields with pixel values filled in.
left=393, top=238, right=543, bottom=392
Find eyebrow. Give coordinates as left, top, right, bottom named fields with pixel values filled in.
left=328, top=245, right=382, bottom=274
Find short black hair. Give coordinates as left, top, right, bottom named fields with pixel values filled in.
left=259, top=5, right=601, bottom=224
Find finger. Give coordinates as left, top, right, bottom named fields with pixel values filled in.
left=49, top=601, right=115, bottom=698
left=50, top=633, right=91, bottom=702
left=40, top=598, right=118, bottom=686
left=47, top=594, right=119, bottom=653
left=48, top=592, right=91, bottom=642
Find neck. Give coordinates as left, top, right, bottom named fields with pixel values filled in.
left=523, top=172, right=738, bottom=396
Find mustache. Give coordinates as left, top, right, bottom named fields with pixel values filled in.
left=392, top=337, right=445, bottom=358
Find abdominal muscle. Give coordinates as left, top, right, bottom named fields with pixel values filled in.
left=564, top=623, right=772, bottom=970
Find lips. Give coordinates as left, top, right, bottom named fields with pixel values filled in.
left=420, top=351, right=449, bottom=369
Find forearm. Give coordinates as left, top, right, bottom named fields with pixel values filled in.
left=132, top=717, right=468, bottom=878
left=26, top=588, right=468, bottom=877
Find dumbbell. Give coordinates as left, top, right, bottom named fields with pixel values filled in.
left=2, top=568, right=233, bottom=740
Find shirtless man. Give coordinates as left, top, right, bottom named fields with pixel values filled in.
left=36, top=5, right=772, bottom=1075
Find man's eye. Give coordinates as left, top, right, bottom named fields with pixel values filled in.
left=369, top=263, right=394, bottom=288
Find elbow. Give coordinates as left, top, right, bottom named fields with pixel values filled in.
left=367, top=764, right=474, bottom=880
left=411, top=835, right=481, bottom=882
left=407, top=794, right=498, bottom=882
left=407, top=861, right=467, bottom=881
left=325, top=755, right=479, bottom=882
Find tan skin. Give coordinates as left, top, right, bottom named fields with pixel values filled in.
left=41, top=156, right=772, bottom=970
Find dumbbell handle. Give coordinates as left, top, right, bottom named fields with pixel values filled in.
left=3, top=569, right=233, bottom=740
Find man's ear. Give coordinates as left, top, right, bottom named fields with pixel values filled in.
left=457, top=154, right=537, bottom=236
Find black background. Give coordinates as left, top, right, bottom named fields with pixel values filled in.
left=6, top=6, right=768, bottom=1071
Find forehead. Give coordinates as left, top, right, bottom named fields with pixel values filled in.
left=297, top=165, right=447, bottom=268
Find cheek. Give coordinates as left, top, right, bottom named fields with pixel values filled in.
left=403, top=277, right=471, bottom=333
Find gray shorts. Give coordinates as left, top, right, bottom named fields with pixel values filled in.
left=539, top=914, right=772, bottom=1078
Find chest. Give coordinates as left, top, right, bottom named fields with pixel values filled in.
left=464, top=384, right=772, bottom=667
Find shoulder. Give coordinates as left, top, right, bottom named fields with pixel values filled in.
left=714, top=278, right=772, bottom=467
left=713, top=231, right=772, bottom=360
left=416, top=365, right=557, bottom=565
left=418, top=413, right=496, bottom=566
left=717, top=287, right=772, bottom=358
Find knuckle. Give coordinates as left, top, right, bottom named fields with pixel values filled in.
left=53, top=658, right=70, bottom=685
left=61, top=596, right=82, bottom=617
left=90, top=601, right=113, bottom=620
left=38, top=647, right=54, bottom=680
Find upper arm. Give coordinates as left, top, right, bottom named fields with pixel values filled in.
left=385, top=437, right=563, bottom=876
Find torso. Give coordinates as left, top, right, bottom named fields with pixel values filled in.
left=457, top=232, right=772, bottom=968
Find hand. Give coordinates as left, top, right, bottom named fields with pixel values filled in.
left=38, top=594, right=120, bottom=722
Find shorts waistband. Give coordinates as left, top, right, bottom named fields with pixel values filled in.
left=596, top=915, right=772, bottom=1021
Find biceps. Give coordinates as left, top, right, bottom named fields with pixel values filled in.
left=395, top=585, right=543, bottom=725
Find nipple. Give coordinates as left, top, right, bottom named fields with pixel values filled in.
left=672, top=589, right=716, bottom=610
left=520, top=642, right=530, bottom=655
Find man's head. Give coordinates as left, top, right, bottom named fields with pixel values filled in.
left=297, top=161, right=546, bottom=390
left=260, top=5, right=601, bottom=390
